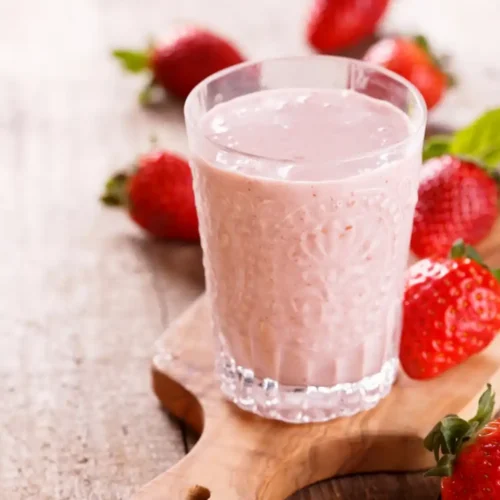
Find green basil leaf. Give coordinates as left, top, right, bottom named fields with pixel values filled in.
left=450, top=108, right=500, bottom=162
left=482, top=148, right=500, bottom=168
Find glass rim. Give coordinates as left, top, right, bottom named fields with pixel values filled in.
left=184, top=55, right=427, bottom=166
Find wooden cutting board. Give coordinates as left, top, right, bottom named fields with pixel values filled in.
left=133, top=226, right=500, bottom=500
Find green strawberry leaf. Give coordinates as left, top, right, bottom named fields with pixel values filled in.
left=425, top=385, right=496, bottom=480
left=449, top=109, right=500, bottom=166
left=101, top=172, right=130, bottom=207
left=449, top=240, right=500, bottom=283
left=423, top=135, right=453, bottom=162
left=439, top=416, right=471, bottom=454
left=413, top=35, right=440, bottom=69
left=450, top=239, right=484, bottom=264
left=446, top=72, right=457, bottom=88
left=423, top=420, right=445, bottom=460
left=112, top=49, right=149, bottom=73
left=492, top=269, right=500, bottom=282
left=414, top=35, right=431, bottom=54
left=424, top=455, right=454, bottom=478
left=139, top=80, right=155, bottom=106
left=469, top=384, right=495, bottom=430
left=413, top=35, right=454, bottom=87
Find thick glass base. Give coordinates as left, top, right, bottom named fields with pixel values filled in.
left=216, top=350, right=398, bottom=424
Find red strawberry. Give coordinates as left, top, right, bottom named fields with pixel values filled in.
left=101, top=150, right=199, bottom=241
left=363, top=36, right=449, bottom=109
left=425, top=384, right=500, bottom=499
left=411, top=155, right=498, bottom=259
left=113, top=26, right=245, bottom=103
left=307, top=0, right=390, bottom=53
left=400, top=241, right=500, bottom=380
left=410, top=63, right=448, bottom=111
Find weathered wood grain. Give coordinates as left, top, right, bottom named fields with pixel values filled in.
left=0, top=0, right=205, bottom=498
left=1, top=0, right=499, bottom=498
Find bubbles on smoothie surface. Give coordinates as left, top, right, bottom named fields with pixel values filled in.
left=201, top=88, right=411, bottom=181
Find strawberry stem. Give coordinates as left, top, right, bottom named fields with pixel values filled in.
left=424, top=385, right=495, bottom=477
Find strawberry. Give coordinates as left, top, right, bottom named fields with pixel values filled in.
left=411, top=155, right=498, bottom=259
left=400, top=241, right=500, bottom=380
left=307, top=0, right=390, bottom=53
left=363, top=36, right=449, bottom=110
left=101, top=150, right=199, bottom=241
left=424, top=384, right=500, bottom=499
left=112, top=26, right=245, bottom=103
left=409, top=62, right=448, bottom=111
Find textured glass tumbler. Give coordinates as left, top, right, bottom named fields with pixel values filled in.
left=185, top=56, right=426, bottom=423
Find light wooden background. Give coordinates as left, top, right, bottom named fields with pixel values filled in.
left=1, top=0, right=499, bottom=498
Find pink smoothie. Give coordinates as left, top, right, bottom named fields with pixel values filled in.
left=191, top=88, right=421, bottom=388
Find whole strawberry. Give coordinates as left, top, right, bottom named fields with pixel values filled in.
left=101, top=150, right=199, bottom=241
left=113, top=26, right=245, bottom=103
left=363, top=36, right=449, bottom=109
left=411, top=155, right=498, bottom=259
left=400, top=241, right=500, bottom=380
left=425, top=384, right=500, bottom=499
left=307, top=0, right=390, bottom=53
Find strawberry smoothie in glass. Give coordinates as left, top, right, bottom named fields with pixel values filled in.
left=185, top=57, right=426, bottom=423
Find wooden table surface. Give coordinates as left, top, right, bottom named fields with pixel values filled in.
left=2, top=0, right=499, bottom=498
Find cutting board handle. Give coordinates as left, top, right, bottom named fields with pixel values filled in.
left=131, top=406, right=385, bottom=500
left=132, top=417, right=272, bottom=500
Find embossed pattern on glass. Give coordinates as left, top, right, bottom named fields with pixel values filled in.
left=185, top=57, right=426, bottom=423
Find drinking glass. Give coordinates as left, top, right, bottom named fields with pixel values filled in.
left=184, top=56, right=426, bottom=423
